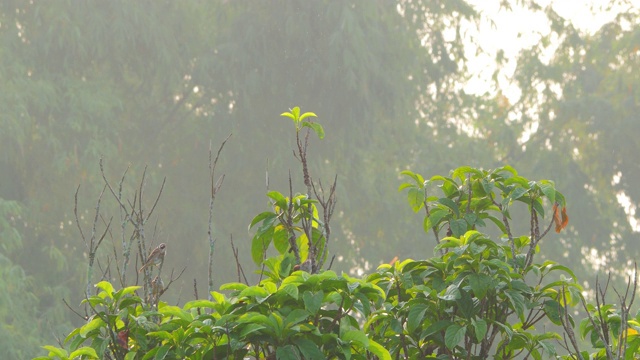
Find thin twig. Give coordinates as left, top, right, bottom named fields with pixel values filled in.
left=206, top=135, right=231, bottom=299
left=230, top=234, right=249, bottom=285
left=559, top=285, right=584, bottom=359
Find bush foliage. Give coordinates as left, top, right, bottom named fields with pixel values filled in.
left=37, top=108, right=639, bottom=359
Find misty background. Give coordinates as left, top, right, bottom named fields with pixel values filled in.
left=0, top=0, right=638, bottom=357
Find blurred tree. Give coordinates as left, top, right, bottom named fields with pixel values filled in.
left=0, top=0, right=220, bottom=352
left=481, top=1, right=640, bottom=285
left=205, top=0, right=495, bottom=272
left=1, top=0, right=638, bottom=353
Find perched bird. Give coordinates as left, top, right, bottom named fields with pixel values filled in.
left=293, top=259, right=313, bottom=273
left=138, top=243, right=166, bottom=272
left=151, top=275, right=165, bottom=297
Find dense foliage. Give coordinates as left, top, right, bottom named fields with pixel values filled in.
left=37, top=109, right=639, bottom=359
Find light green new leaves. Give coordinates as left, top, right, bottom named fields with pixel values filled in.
left=281, top=106, right=324, bottom=139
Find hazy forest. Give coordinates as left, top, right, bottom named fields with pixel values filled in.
left=1, top=0, right=640, bottom=358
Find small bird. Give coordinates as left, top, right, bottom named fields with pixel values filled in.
left=138, top=243, right=166, bottom=273
left=151, top=275, right=165, bottom=296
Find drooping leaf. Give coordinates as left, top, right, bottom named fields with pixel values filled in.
left=301, top=121, right=325, bottom=139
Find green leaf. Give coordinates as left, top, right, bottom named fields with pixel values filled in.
left=543, top=300, right=563, bottom=325
left=407, top=187, right=425, bottom=212
left=424, top=208, right=449, bottom=233
left=69, top=347, right=99, bottom=359
left=239, top=323, right=266, bottom=338
left=267, top=190, right=288, bottom=208
left=238, top=313, right=269, bottom=325
left=510, top=186, right=528, bottom=200
left=159, top=305, right=193, bottom=322
left=293, top=337, right=324, bottom=360
left=504, top=289, right=526, bottom=321
left=276, top=345, right=300, bottom=360
left=291, top=106, right=300, bottom=120
left=486, top=215, right=507, bottom=233
left=531, top=198, right=545, bottom=217
left=464, top=213, right=478, bottom=226
left=219, top=282, right=247, bottom=291
left=452, top=166, right=481, bottom=181
left=423, top=320, right=453, bottom=338
left=367, top=340, right=391, bottom=360
left=114, top=285, right=142, bottom=301
left=445, top=324, right=466, bottom=350
left=407, top=303, right=428, bottom=333
left=80, top=316, right=104, bottom=337
left=42, top=345, right=68, bottom=358
left=249, top=211, right=278, bottom=229
left=285, top=309, right=310, bottom=327
left=278, top=283, right=299, bottom=300
left=543, top=264, right=578, bottom=281
left=495, top=165, right=517, bottom=177
left=299, top=111, right=318, bottom=122
left=251, top=229, right=272, bottom=265
left=147, top=331, right=173, bottom=340
left=510, top=280, right=532, bottom=295
left=401, top=170, right=425, bottom=185
left=472, top=318, right=488, bottom=342
left=468, top=273, right=492, bottom=300
left=398, top=182, right=414, bottom=191
left=438, top=284, right=461, bottom=301
left=302, top=121, right=325, bottom=139
left=450, top=219, right=467, bottom=237
left=118, top=297, right=141, bottom=310
left=280, top=111, right=296, bottom=121
left=272, top=226, right=290, bottom=254
left=303, top=291, right=323, bottom=315
left=239, top=285, right=270, bottom=299
left=343, top=329, right=369, bottom=348
left=481, top=179, right=495, bottom=194
left=438, top=197, right=460, bottom=217
left=539, top=181, right=556, bottom=204
left=154, top=344, right=171, bottom=359
left=183, top=299, right=218, bottom=310
left=95, top=281, right=115, bottom=298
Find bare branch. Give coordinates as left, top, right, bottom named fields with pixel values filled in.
left=145, top=177, right=166, bottom=222
left=207, top=134, right=231, bottom=300
left=559, top=285, right=584, bottom=359
left=230, top=234, right=249, bottom=285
